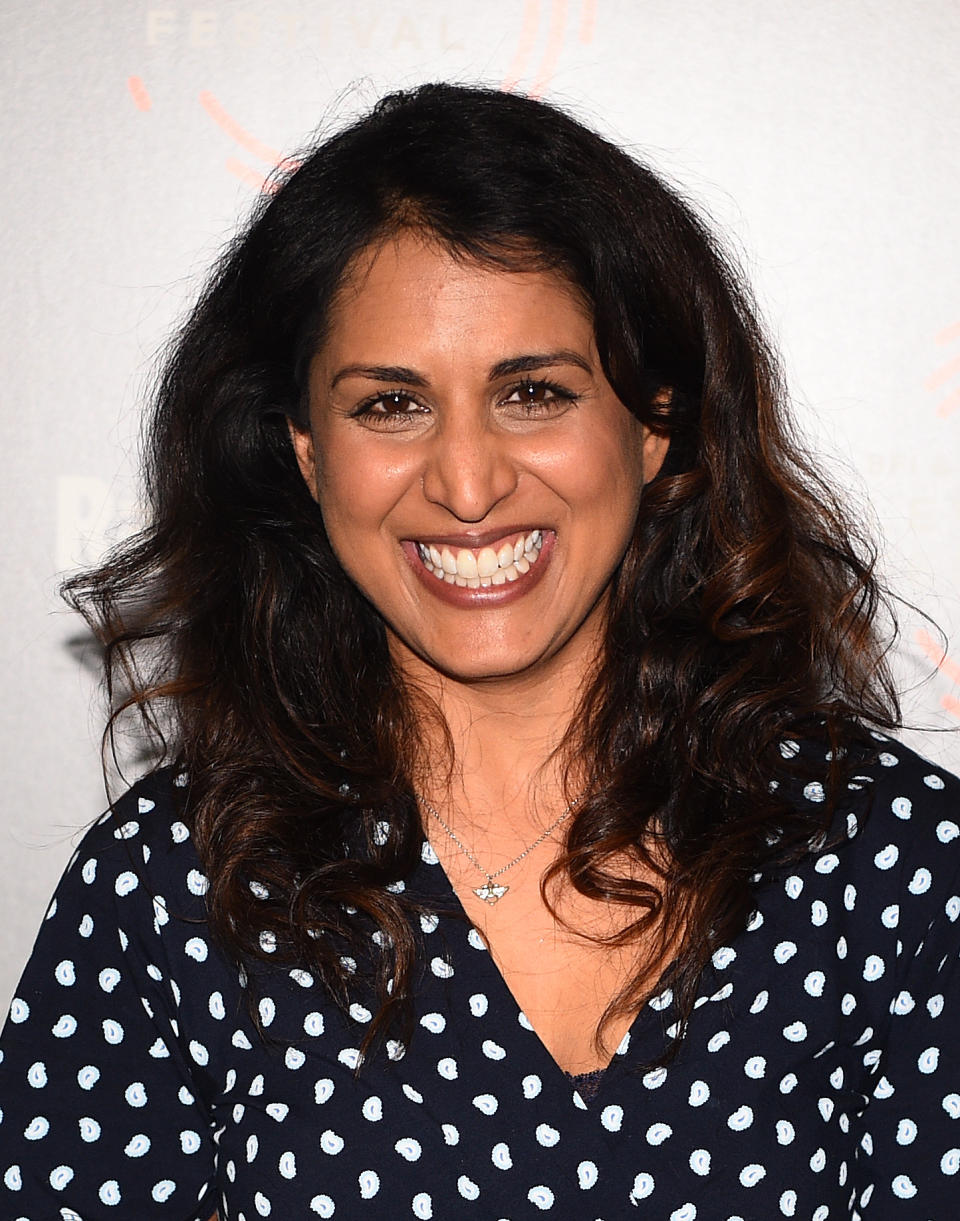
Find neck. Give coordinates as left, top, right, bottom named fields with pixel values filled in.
left=398, top=646, right=593, bottom=837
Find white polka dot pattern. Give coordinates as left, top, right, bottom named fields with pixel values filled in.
left=1, top=739, right=959, bottom=1216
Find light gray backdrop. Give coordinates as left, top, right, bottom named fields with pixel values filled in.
left=3, top=0, right=959, bottom=1011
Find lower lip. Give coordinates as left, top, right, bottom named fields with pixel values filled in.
left=402, top=533, right=555, bottom=608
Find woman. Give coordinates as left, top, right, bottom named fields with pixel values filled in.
left=2, top=82, right=957, bottom=1219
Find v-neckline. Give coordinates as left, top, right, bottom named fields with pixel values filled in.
left=409, top=835, right=675, bottom=1097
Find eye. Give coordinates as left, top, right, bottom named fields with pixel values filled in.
left=350, top=390, right=428, bottom=426
left=500, top=379, right=578, bottom=414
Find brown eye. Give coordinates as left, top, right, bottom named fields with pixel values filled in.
left=517, top=381, right=554, bottom=403
left=373, top=391, right=417, bottom=413
left=502, top=380, right=578, bottom=413
left=351, top=390, right=427, bottom=423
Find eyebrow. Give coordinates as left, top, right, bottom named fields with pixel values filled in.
left=328, top=349, right=594, bottom=390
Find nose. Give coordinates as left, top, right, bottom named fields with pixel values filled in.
left=420, top=415, right=519, bottom=523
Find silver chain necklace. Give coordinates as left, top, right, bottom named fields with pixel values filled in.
left=418, top=792, right=584, bottom=905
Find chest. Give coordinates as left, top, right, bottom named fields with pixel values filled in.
left=435, top=845, right=663, bottom=1074
left=197, top=906, right=875, bottom=1221
left=465, top=892, right=649, bottom=1074
left=188, top=831, right=902, bottom=1219
left=427, top=825, right=674, bottom=1074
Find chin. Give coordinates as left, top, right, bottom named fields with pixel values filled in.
left=440, top=657, right=544, bottom=684
left=398, top=631, right=567, bottom=686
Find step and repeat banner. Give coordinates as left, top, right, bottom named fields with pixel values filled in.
left=2, top=0, right=959, bottom=1007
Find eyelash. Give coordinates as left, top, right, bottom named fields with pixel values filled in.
left=350, top=379, right=579, bottom=422
left=350, top=390, right=423, bottom=420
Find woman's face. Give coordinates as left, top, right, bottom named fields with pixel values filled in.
left=290, top=231, right=668, bottom=687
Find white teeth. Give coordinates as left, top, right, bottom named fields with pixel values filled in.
left=476, top=547, right=499, bottom=578
left=455, top=550, right=479, bottom=579
left=416, top=532, right=545, bottom=587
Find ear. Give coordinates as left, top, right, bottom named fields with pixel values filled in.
left=641, top=386, right=672, bottom=483
left=287, top=416, right=319, bottom=499
left=641, top=427, right=670, bottom=483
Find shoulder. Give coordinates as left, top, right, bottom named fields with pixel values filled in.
left=55, top=766, right=208, bottom=922
left=787, top=733, right=960, bottom=944
left=785, top=730, right=959, bottom=852
left=853, top=733, right=960, bottom=903
left=841, top=733, right=959, bottom=865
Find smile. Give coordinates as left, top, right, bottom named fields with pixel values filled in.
left=415, top=531, right=544, bottom=587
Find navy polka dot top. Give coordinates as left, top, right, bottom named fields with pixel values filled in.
left=2, top=735, right=959, bottom=1219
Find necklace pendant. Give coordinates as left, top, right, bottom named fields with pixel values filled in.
left=474, top=882, right=509, bottom=904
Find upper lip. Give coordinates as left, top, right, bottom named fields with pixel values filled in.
left=406, top=526, right=550, bottom=549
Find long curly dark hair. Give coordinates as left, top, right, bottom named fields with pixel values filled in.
left=65, top=82, right=900, bottom=1058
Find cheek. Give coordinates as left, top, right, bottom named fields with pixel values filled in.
left=603, top=418, right=648, bottom=498
left=549, top=424, right=645, bottom=519
left=313, top=435, right=416, bottom=549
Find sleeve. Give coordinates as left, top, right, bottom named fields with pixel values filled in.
left=0, top=782, right=220, bottom=1221
left=851, top=815, right=960, bottom=1216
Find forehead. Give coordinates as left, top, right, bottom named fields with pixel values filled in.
left=319, top=231, right=594, bottom=362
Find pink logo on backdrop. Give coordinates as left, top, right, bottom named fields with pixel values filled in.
left=127, top=76, right=152, bottom=111
left=198, top=91, right=302, bottom=193
left=503, top=0, right=598, bottom=96
left=915, top=629, right=960, bottom=721
left=127, top=1, right=598, bottom=191
left=926, top=320, right=960, bottom=418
